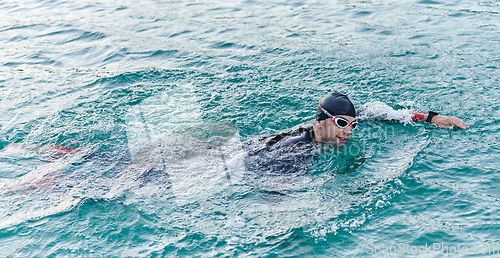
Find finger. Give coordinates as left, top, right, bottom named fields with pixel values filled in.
left=450, top=117, right=468, bottom=129
left=443, top=117, right=465, bottom=129
left=455, top=117, right=468, bottom=125
left=447, top=119, right=462, bottom=128
left=435, top=122, right=454, bottom=129
left=458, top=119, right=469, bottom=129
left=456, top=121, right=468, bottom=129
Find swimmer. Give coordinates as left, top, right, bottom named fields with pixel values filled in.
left=285, top=92, right=465, bottom=145
left=314, top=92, right=468, bottom=145
left=3, top=92, right=468, bottom=184
left=243, top=92, right=468, bottom=174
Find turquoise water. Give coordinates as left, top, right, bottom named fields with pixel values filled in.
left=1, top=0, right=499, bottom=256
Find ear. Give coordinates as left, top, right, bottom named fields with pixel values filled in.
left=314, top=120, right=322, bottom=128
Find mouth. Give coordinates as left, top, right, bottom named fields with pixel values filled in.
left=337, top=136, right=349, bottom=143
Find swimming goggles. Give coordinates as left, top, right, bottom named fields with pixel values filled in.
left=319, top=105, right=358, bottom=130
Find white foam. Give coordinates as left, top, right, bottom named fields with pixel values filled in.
left=124, top=84, right=203, bottom=156
left=357, top=101, right=414, bottom=124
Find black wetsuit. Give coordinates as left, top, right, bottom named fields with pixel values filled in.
left=243, top=122, right=318, bottom=175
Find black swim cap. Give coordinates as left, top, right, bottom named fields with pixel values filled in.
left=316, top=92, right=356, bottom=121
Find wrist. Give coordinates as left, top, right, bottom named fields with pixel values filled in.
left=426, top=111, right=439, bottom=123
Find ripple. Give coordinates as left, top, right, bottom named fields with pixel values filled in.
left=37, top=29, right=107, bottom=45
left=418, top=0, right=443, bottom=5
left=353, top=11, right=373, bottom=17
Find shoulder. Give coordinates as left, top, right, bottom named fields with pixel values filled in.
left=281, top=126, right=314, bottom=148
left=285, top=130, right=312, bottom=146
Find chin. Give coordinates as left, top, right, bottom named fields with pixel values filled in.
left=335, top=142, right=346, bottom=147
left=323, top=139, right=345, bottom=147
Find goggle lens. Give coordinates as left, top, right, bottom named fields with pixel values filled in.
left=334, top=117, right=357, bottom=130
left=336, top=118, right=348, bottom=127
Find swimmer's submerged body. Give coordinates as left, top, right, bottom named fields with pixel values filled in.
left=3, top=92, right=468, bottom=190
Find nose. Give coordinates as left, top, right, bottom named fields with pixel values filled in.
left=343, top=126, right=352, bottom=135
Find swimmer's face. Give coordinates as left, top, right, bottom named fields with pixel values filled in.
left=317, top=115, right=356, bottom=145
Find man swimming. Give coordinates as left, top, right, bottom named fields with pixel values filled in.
left=314, top=92, right=465, bottom=144
left=2, top=92, right=469, bottom=187
left=243, top=92, right=468, bottom=174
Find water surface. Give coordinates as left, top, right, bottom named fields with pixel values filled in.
left=1, top=0, right=499, bottom=256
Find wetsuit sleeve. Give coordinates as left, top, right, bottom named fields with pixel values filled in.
left=410, top=111, right=425, bottom=122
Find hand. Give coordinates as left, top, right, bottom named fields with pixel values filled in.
left=424, top=114, right=469, bottom=129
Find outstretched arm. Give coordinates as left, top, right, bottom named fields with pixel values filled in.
left=410, top=111, right=469, bottom=129
left=356, top=102, right=468, bottom=129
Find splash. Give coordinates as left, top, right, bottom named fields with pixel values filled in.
left=356, top=101, right=414, bottom=124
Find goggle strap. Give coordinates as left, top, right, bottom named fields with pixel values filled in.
left=319, top=104, right=334, bottom=118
